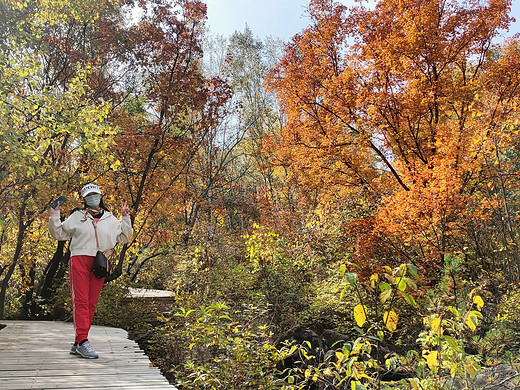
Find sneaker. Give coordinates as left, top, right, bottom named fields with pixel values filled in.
left=76, top=340, right=99, bottom=359
left=70, top=343, right=78, bottom=355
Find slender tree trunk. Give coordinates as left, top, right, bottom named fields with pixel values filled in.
left=20, top=264, right=36, bottom=318
left=0, top=206, right=31, bottom=320
left=494, top=136, right=520, bottom=282
left=0, top=258, right=18, bottom=320
left=33, top=241, right=68, bottom=317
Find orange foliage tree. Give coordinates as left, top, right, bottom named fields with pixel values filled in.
left=265, top=0, right=520, bottom=277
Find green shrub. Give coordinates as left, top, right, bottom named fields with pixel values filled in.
left=477, top=285, right=520, bottom=363
left=94, top=280, right=152, bottom=334
left=245, top=224, right=315, bottom=332
left=149, top=302, right=281, bottom=389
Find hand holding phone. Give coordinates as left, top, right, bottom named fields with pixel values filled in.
left=50, top=196, right=67, bottom=209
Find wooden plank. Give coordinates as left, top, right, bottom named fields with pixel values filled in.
left=0, top=366, right=164, bottom=376
left=0, top=380, right=173, bottom=390
left=0, top=320, right=175, bottom=390
left=127, top=288, right=173, bottom=298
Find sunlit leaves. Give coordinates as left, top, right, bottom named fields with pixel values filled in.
left=424, top=350, right=438, bottom=370
left=353, top=304, right=367, bottom=327
left=383, top=310, right=398, bottom=332
left=465, top=310, right=483, bottom=331
left=380, top=288, right=392, bottom=304
left=0, top=58, right=112, bottom=218
left=473, top=295, right=484, bottom=310
left=430, top=317, right=441, bottom=332
left=5, top=0, right=120, bottom=25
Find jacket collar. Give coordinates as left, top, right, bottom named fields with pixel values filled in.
left=80, top=209, right=111, bottom=221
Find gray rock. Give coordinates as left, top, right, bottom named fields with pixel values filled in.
left=444, top=364, right=520, bottom=389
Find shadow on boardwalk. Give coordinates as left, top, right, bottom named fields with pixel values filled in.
left=0, top=320, right=176, bottom=390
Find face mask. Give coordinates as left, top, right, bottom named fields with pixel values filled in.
left=85, top=194, right=101, bottom=207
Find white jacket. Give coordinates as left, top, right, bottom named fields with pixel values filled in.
left=48, top=208, right=133, bottom=257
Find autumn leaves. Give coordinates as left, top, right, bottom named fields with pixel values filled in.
left=265, top=0, right=520, bottom=276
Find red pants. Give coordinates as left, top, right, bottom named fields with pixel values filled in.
left=70, top=255, right=104, bottom=343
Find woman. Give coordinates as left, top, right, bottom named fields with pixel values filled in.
left=48, top=183, right=133, bottom=359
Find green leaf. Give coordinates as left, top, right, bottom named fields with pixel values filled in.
left=447, top=306, right=460, bottom=318
left=401, top=291, right=417, bottom=307
left=354, top=382, right=367, bottom=390
left=466, top=312, right=479, bottom=331
left=403, top=277, right=417, bottom=291
left=346, top=272, right=357, bottom=286
left=465, top=363, right=477, bottom=378
left=379, top=282, right=391, bottom=291
left=407, top=264, right=419, bottom=279
left=443, top=335, right=459, bottom=351
left=408, top=378, right=420, bottom=390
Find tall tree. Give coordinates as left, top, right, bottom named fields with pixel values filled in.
left=265, top=0, right=518, bottom=275
left=94, top=0, right=234, bottom=281
left=0, top=0, right=121, bottom=318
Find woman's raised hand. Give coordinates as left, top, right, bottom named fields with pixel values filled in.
left=121, top=201, right=130, bottom=217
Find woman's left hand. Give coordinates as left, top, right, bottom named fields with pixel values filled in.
left=121, top=201, right=130, bottom=217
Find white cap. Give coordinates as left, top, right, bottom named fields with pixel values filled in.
left=81, top=183, right=102, bottom=198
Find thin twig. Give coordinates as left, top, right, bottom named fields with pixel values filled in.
left=483, top=372, right=520, bottom=390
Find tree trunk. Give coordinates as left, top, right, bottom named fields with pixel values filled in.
left=0, top=210, right=30, bottom=320
left=30, top=241, right=69, bottom=317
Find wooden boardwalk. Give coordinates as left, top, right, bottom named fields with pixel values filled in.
left=0, top=320, right=176, bottom=389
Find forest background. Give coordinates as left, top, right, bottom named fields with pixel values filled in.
left=1, top=0, right=520, bottom=388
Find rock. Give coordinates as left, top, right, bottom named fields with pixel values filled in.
left=321, top=329, right=348, bottom=349
left=467, top=364, right=519, bottom=390
left=274, top=326, right=324, bottom=374
left=441, top=364, right=520, bottom=389
left=275, top=325, right=325, bottom=350
left=379, top=366, right=414, bottom=381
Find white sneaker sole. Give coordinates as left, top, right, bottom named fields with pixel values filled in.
left=77, top=351, right=98, bottom=359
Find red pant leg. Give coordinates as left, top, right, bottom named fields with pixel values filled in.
left=89, top=267, right=105, bottom=324
left=70, top=255, right=104, bottom=343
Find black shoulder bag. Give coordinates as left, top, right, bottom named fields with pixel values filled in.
left=92, top=219, right=111, bottom=279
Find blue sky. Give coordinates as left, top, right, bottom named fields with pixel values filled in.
left=204, top=0, right=520, bottom=42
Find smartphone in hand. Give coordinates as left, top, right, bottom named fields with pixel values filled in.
left=50, top=196, right=67, bottom=209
